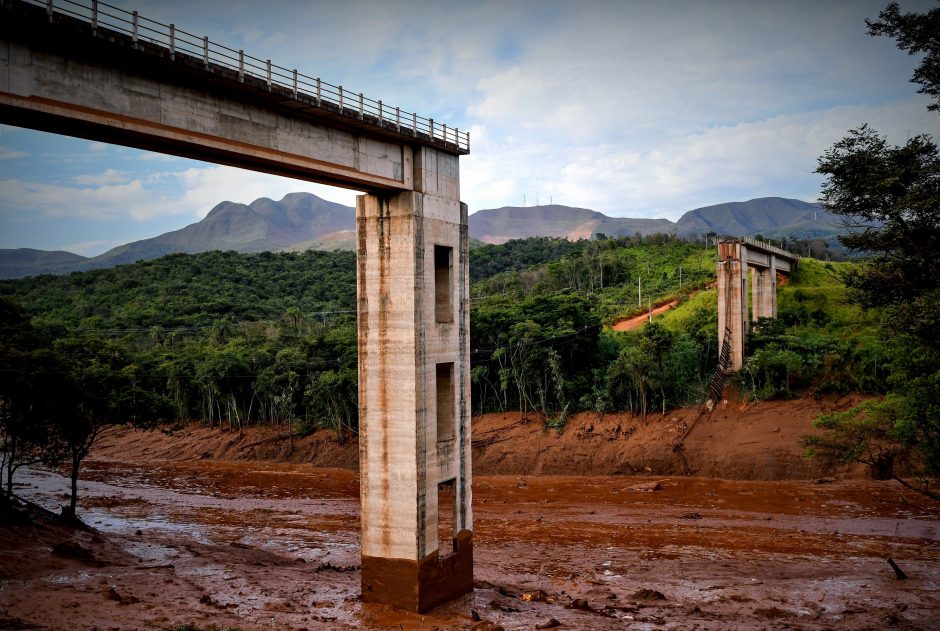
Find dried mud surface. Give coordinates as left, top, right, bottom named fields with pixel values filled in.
left=3, top=457, right=939, bottom=630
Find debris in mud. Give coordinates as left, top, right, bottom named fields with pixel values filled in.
left=624, top=481, right=661, bottom=492
left=51, top=541, right=102, bottom=566
left=566, top=598, right=591, bottom=610
left=816, top=478, right=836, bottom=484
left=679, top=512, right=702, bottom=519
left=314, top=561, right=359, bottom=573
left=520, top=589, right=550, bottom=602
left=103, top=586, right=139, bottom=605
left=535, top=618, right=561, bottom=629
left=632, top=588, right=666, bottom=600
left=471, top=609, right=481, bottom=621
left=887, top=558, right=908, bottom=580
left=754, top=606, right=794, bottom=619
left=488, top=598, right=520, bottom=613
left=471, top=622, right=504, bottom=631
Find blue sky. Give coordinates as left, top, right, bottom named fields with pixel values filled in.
left=2, top=0, right=939, bottom=256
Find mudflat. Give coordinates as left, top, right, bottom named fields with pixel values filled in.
left=3, top=456, right=938, bottom=630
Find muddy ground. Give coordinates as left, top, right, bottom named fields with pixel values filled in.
left=2, top=454, right=939, bottom=630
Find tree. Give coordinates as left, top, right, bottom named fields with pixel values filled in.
left=53, top=335, right=173, bottom=516
left=0, top=299, right=69, bottom=502
left=817, top=126, right=940, bottom=332
left=808, top=5, right=940, bottom=484
left=867, top=2, right=940, bottom=112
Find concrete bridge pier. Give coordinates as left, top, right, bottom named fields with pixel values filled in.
left=356, top=147, right=472, bottom=613
left=717, top=251, right=748, bottom=372
left=717, top=240, right=796, bottom=373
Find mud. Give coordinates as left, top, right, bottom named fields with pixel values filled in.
left=3, top=457, right=939, bottom=630
left=91, top=395, right=866, bottom=479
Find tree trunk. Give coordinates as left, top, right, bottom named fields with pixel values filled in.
left=66, top=452, right=81, bottom=516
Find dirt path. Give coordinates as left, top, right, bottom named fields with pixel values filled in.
left=3, top=460, right=939, bottom=630
left=612, top=300, right=678, bottom=331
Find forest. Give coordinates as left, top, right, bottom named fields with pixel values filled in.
left=1, top=219, right=938, bottom=506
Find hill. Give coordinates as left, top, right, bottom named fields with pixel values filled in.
left=470, top=197, right=835, bottom=244
left=675, top=197, right=839, bottom=239
left=0, top=193, right=356, bottom=278
left=469, top=204, right=674, bottom=243
left=1, top=195, right=840, bottom=278
left=0, top=248, right=88, bottom=277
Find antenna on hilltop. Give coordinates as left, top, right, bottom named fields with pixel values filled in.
left=523, top=195, right=527, bottom=207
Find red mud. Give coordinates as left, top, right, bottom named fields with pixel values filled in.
left=3, top=396, right=939, bottom=629
left=91, top=395, right=866, bottom=480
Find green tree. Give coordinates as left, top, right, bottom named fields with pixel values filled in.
left=867, top=2, right=940, bottom=112
left=808, top=6, right=940, bottom=483
left=54, top=335, right=173, bottom=516
left=0, top=299, right=70, bottom=502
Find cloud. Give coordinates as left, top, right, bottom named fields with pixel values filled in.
left=174, top=166, right=358, bottom=218
left=71, top=169, right=130, bottom=186
left=0, top=146, right=27, bottom=160
left=0, top=164, right=359, bottom=224
left=0, top=178, right=179, bottom=221
left=88, top=141, right=109, bottom=152
left=463, top=98, right=940, bottom=218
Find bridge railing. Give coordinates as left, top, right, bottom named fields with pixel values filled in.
left=720, top=236, right=798, bottom=261
left=22, top=0, right=470, bottom=153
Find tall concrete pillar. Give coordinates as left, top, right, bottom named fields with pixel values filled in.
left=750, top=266, right=761, bottom=322
left=356, top=147, right=472, bottom=613
left=764, top=255, right=777, bottom=318
left=717, top=243, right=747, bottom=371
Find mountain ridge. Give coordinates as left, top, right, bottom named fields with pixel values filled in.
left=1, top=194, right=838, bottom=278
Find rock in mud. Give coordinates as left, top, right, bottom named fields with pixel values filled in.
left=566, top=598, right=591, bottom=610
left=632, top=588, right=666, bottom=600
left=51, top=541, right=102, bottom=566
left=471, top=622, right=504, bottom=631
left=520, top=589, right=549, bottom=602
left=536, top=618, right=561, bottom=629
left=625, top=481, right=661, bottom=492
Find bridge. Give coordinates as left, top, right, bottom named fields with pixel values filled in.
left=716, top=237, right=799, bottom=373
left=1, top=0, right=472, bottom=612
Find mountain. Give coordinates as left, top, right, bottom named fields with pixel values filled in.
left=0, top=248, right=88, bottom=277
left=469, top=204, right=675, bottom=244
left=469, top=197, right=836, bottom=244
left=90, top=192, right=356, bottom=268
left=0, top=193, right=356, bottom=278
left=0, top=194, right=841, bottom=279
left=674, top=197, right=838, bottom=238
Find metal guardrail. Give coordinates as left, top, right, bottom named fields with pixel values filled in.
left=721, top=236, right=799, bottom=260
left=20, top=0, right=469, bottom=153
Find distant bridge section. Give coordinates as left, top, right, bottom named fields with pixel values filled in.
left=716, top=237, right=799, bottom=373
left=0, top=0, right=468, bottom=192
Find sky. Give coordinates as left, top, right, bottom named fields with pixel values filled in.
left=1, top=0, right=939, bottom=256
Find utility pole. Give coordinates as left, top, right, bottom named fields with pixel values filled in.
left=638, top=275, right=642, bottom=307
left=679, top=266, right=682, bottom=288
left=648, top=299, right=652, bottom=323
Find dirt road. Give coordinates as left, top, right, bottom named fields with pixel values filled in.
left=3, top=458, right=939, bottom=630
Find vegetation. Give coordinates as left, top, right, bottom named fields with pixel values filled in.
left=0, top=222, right=916, bottom=512
left=802, top=2, right=940, bottom=493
